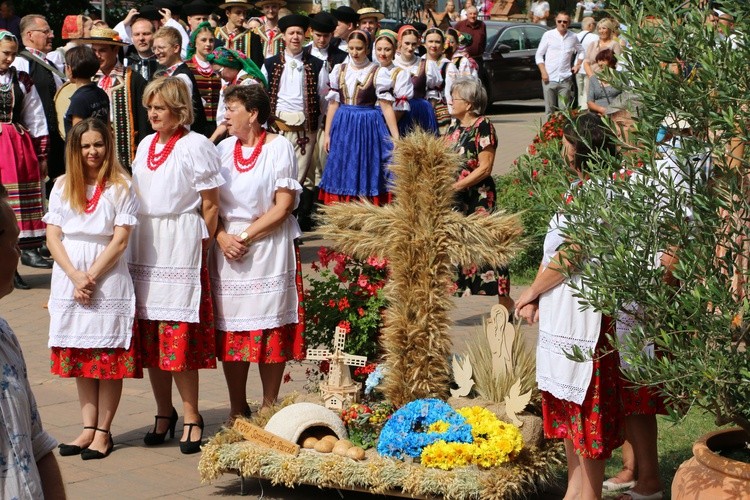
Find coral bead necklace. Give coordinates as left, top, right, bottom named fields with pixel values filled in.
left=234, top=129, right=266, bottom=172
left=84, top=182, right=104, bottom=214
left=147, top=128, right=185, bottom=170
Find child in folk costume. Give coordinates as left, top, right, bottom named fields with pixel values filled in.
left=394, top=25, right=439, bottom=135
left=45, top=119, right=140, bottom=460
left=185, top=22, right=221, bottom=137
left=318, top=30, right=408, bottom=205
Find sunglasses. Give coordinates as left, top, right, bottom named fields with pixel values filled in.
left=556, top=20, right=570, bottom=24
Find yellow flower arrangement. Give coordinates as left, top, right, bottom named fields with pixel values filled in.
left=420, top=406, right=524, bottom=470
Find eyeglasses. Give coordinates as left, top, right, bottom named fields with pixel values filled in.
left=29, top=28, right=53, bottom=35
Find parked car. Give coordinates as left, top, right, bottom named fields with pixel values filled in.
left=478, top=21, right=550, bottom=103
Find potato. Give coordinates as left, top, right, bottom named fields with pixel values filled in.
left=346, top=447, right=366, bottom=460
left=335, top=439, right=353, bottom=449
left=332, top=442, right=352, bottom=456
left=301, top=437, right=319, bottom=449
left=314, top=439, right=335, bottom=453
left=321, top=435, right=339, bottom=444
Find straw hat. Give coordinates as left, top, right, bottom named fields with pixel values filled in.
left=83, top=27, right=128, bottom=46
left=255, top=0, right=287, bottom=8
left=357, top=7, right=384, bottom=21
left=219, top=0, right=253, bottom=10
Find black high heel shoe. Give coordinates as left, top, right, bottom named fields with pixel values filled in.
left=179, top=415, right=204, bottom=455
left=144, top=407, right=178, bottom=446
left=58, top=426, right=96, bottom=456
left=80, top=428, right=114, bottom=460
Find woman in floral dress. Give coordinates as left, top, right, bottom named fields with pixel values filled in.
left=445, top=77, right=512, bottom=311
left=45, top=118, right=140, bottom=460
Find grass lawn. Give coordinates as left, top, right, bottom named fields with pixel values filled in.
left=601, top=409, right=719, bottom=499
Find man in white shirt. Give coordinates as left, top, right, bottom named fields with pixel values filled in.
left=575, top=16, right=598, bottom=110
left=535, top=11, right=583, bottom=116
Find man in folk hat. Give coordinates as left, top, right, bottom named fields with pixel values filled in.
left=182, top=0, right=215, bottom=33
left=85, top=27, right=152, bottom=170
left=330, top=6, right=358, bottom=52
left=261, top=14, right=328, bottom=229
left=254, top=0, right=285, bottom=57
left=216, top=0, right=264, bottom=67
left=357, top=7, right=383, bottom=36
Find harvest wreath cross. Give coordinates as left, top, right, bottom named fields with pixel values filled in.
left=317, top=131, right=524, bottom=407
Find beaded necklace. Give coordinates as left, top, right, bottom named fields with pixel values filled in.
left=84, top=182, right=105, bottom=214
left=191, top=56, right=214, bottom=77
left=234, top=129, right=267, bottom=172
left=147, top=128, right=185, bottom=170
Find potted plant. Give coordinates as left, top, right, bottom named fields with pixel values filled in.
left=516, top=1, right=750, bottom=496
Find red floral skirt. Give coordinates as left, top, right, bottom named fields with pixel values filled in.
left=318, top=190, right=392, bottom=206
left=137, top=259, right=216, bottom=371
left=620, top=383, right=667, bottom=416
left=218, top=246, right=306, bottom=363
left=541, top=316, right=624, bottom=460
left=50, top=325, right=142, bottom=379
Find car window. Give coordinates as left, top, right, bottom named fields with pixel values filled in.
left=524, top=26, right=547, bottom=50
left=497, top=27, right=524, bottom=51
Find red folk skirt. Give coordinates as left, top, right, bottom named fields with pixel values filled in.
left=541, top=316, right=625, bottom=460
left=217, top=246, right=306, bottom=364
left=0, top=123, right=45, bottom=243
left=50, top=324, right=142, bottom=379
left=137, top=258, right=217, bottom=371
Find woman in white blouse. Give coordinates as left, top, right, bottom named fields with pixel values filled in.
left=212, top=85, right=305, bottom=418
left=395, top=25, right=439, bottom=135
left=318, top=30, right=407, bottom=205
left=45, top=118, right=139, bottom=460
left=130, top=77, right=223, bottom=454
left=422, top=27, right=454, bottom=133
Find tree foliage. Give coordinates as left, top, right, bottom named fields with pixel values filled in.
left=531, top=0, right=750, bottom=435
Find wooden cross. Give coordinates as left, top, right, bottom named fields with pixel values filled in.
left=317, top=131, right=523, bottom=407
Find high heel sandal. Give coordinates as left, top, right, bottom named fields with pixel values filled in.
left=80, top=428, right=114, bottom=460
left=58, top=426, right=96, bottom=456
left=179, top=415, right=204, bottom=455
left=143, top=407, right=178, bottom=446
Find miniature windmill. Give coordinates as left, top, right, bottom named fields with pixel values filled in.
left=306, top=326, right=368, bottom=410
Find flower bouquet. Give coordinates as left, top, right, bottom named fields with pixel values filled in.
left=340, top=401, right=395, bottom=449
left=305, top=247, right=388, bottom=360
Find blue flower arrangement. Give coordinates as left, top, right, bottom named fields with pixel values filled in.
left=376, top=399, right=473, bottom=459
left=364, top=365, right=385, bottom=395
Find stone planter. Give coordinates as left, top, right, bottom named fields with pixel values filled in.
left=672, top=427, right=750, bottom=499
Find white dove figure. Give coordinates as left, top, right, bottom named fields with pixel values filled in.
left=504, top=379, right=532, bottom=427
left=450, top=354, right=475, bottom=398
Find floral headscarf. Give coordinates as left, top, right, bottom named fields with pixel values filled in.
left=206, top=47, right=267, bottom=86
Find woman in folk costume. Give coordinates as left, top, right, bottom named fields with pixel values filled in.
left=0, top=30, right=49, bottom=290
left=152, top=26, right=210, bottom=137
left=318, top=30, right=404, bottom=205
left=422, top=27, right=454, bottom=133
left=373, top=29, right=413, bottom=122
left=212, top=85, right=305, bottom=418
left=515, top=113, right=623, bottom=500
left=394, top=25, right=439, bottom=135
left=129, top=77, right=224, bottom=454
left=45, top=118, right=140, bottom=461
left=205, top=46, right=266, bottom=143
left=185, top=22, right=221, bottom=137
left=445, top=28, right=478, bottom=78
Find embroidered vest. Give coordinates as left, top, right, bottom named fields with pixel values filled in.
left=264, top=53, right=324, bottom=132
left=410, top=59, right=428, bottom=99
left=171, top=63, right=210, bottom=137
left=185, top=58, right=221, bottom=124
left=0, top=68, right=25, bottom=123
left=338, top=64, right=378, bottom=107
left=215, top=26, right=264, bottom=68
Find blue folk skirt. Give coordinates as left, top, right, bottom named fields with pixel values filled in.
left=398, top=97, right=439, bottom=136
left=320, top=104, right=393, bottom=198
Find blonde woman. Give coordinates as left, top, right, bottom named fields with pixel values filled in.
left=583, top=18, right=622, bottom=77
left=130, top=77, right=223, bottom=454
left=45, top=118, right=140, bottom=460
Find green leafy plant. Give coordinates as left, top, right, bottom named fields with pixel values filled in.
left=528, top=1, right=750, bottom=436
left=304, top=247, right=388, bottom=360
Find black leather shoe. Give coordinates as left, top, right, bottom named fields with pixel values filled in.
left=179, top=415, right=204, bottom=455
left=144, top=407, right=178, bottom=446
left=38, top=243, right=51, bottom=258
left=13, top=272, right=30, bottom=290
left=58, top=426, right=96, bottom=456
left=80, top=428, right=113, bottom=460
left=21, top=249, right=52, bottom=269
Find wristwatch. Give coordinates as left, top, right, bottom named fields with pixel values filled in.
left=239, top=231, right=250, bottom=245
